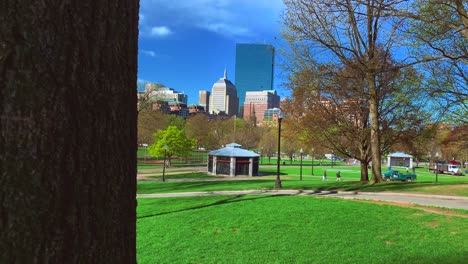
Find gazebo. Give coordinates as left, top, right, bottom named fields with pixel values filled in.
left=387, top=152, right=413, bottom=168
left=207, top=143, right=260, bottom=177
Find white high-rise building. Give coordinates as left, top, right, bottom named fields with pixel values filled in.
left=209, top=69, right=238, bottom=116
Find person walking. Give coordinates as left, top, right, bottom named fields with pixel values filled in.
left=322, top=170, right=327, bottom=181
left=336, top=171, right=341, bottom=181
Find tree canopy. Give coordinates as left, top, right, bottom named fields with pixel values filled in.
left=282, top=0, right=417, bottom=182
left=148, top=126, right=195, bottom=163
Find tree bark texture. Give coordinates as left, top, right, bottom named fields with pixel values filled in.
left=369, top=80, right=383, bottom=183
left=360, top=163, right=369, bottom=182
left=1, top=0, right=139, bottom=263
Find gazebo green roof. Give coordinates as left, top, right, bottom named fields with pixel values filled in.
left=208, top=143, right=259, bottom=158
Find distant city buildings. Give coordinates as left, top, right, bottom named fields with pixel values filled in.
left=139, top=43, right=280, bottom=119
left=264, top=108, right=283, bottom=123
left=145, top=83, right=188, bottom=104
left=235, top=43, right=275, bottom=116
left=198, top=90, right=210, bottom=113
left=209, top=69, right=239, bottom=116
left=139, top=83, right=189, bottom=117
left=188, top=104, right=206, bottom=115
left=243, top=90, right=280, bottom=125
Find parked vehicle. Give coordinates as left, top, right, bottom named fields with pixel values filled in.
left=429, top=160, right=463, bottom=176
left=383, top=170, right=417, bottom=182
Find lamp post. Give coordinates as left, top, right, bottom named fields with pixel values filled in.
left=261, top=147, right=263, bottom=165
left=331, top=151, right=334, bottom=168
left=162, top=145, right=168, bottom=182
left=311, top=148, right=315, bottom=176
left=275, top=112, right=283, bottom=188
left=300, top=148, right=303, bottom=181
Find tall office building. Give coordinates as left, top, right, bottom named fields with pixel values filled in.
left=198, top=90, right=210, bottom=113
left=235, top=43, right=275, bottom=116
left=209, top=69, right=238, bottom=116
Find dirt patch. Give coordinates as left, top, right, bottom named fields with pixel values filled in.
left=356, top=200, right=468, bottom=218
left=426, top=222, right=440, bottom=228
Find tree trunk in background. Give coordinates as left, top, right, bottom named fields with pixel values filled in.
left=360, top=163, right=369, bottom=182
left=0, top=0, right=139, bottom=263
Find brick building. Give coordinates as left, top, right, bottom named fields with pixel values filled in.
left=242, top=90, right=280, bottom=124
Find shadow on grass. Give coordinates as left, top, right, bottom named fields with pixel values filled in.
left=257, top=171, right=288, bottom=176
left=148, top=172, right=214, bottom=179
left=138, top=180, right=277, bottom=194
left=138, top=195, right=278, bottom=219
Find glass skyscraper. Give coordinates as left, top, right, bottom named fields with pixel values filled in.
left=235, top=43, right=275, bottom=115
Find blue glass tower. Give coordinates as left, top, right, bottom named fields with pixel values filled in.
left=235, top=43, right=275, bottom=116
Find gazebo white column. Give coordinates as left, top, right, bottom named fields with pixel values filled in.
left=410, top=158, right=413, bottom=168
left=212, top=156, right=217, bottom=175
left=230, top=157, right=236, bottom=176
left=387, top=156, right=391, bottom=167
left=248, top=158, right=253, bottom=176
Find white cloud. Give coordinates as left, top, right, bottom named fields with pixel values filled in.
left=139, top=0, right=284, bottom=40
left=141, top=50, right=157, bottom=57
left=205, top=23, right=249, bottom=37
left=150, top=26, right=172, bottom=37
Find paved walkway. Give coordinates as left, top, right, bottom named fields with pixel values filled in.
left=137, top=190, right=468, bottom=210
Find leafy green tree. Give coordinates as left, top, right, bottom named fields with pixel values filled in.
left=405, top=0, right=468, bottom=124
left=282, top=138, right=299, bottom=165
left=210, top=117, right=234, bottom=147
left=148, top=126, right=195, bottom=165
left=166, top=114, right=186, bottom=130
left=282, top=0, right=430, bottom=182
left=236, top=119, right=262, bottom=149
left=137, top=110, right=168, bottom=145
left=186, top=114, right=212, bottom=149
left=258, top=128, right=277, bottom=164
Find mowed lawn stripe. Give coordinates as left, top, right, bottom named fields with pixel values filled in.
left=137, top=195, right=468, bottom=264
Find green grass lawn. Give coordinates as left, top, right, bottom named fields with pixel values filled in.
left=137, top=195, right=468, bottom=264
left=137, top=164, right=161, bottom=170
left=137, top=165, right=468, bottom=196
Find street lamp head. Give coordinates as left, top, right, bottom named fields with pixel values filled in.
left=275, top=108, right=283, bottom=120
left=300, top=148, right=303, bottom=154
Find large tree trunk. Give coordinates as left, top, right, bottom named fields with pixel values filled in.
left=369, top=82, right=384, bottom=183
left=1, top=0, right=139, bottom=263
left=360, top=162, right=369, bottom=182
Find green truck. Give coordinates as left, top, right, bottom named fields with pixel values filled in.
left=383, top=170, right=417, bottom=182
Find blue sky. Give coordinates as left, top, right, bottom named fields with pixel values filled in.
left=138, top=0, right=287, bottom=105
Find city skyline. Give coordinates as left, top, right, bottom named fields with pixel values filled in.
left=235, top=43, right=275, bottom=114
left=137, top=0, right=287, bottom=105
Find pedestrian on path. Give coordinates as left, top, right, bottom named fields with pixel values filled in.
left=336, top=171, right=341, bottom=181
left=322, top=170, right=327, bottom=181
